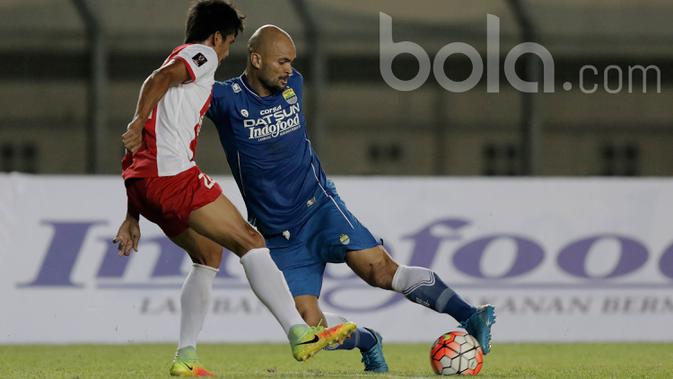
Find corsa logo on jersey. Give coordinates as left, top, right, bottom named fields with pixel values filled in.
left=243, top=103, right=301, bottom=141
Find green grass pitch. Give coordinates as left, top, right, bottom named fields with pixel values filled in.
left=1, top=343, right=672, bottom=378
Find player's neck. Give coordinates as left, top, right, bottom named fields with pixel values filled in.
left=243, top=69, right=272, bottom=97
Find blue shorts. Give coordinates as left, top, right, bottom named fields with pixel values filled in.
left=267, top=185, right=379, bottom=297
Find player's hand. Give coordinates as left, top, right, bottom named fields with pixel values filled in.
left=113, top=217, right=141, bottom=256
left=122, top=117, right=145, bottom=153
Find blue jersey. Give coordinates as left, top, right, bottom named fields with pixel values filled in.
left=207, top=70, right=333, bottom=235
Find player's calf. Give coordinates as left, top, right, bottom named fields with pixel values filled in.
left=347, top=246, right=399, bottom=290
left=294, top=295, right=325, bottom=327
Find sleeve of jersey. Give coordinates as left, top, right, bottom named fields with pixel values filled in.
left=291, top=69, right=304, bottom=97
left=207, top=82, right=229, bottom=126
left=174, top=45, right=218, bottom=84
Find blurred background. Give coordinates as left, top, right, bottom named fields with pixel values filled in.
left=1, top=0, right=672, bottom=177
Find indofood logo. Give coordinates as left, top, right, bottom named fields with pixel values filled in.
left=20, top=218, right=673, bottom=303
left=243, top=103, right=301, bottom=141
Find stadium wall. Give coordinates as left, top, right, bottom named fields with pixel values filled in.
left=2, top=174, right=673, bottom=344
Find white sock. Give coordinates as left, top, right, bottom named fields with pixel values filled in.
left=178, top=263, right=218, bottom=350
left=323, top=312, right=348, bottom=327
left=240, top=248, right=306, bottom=335
left=391, top=265, right=434, bottom=293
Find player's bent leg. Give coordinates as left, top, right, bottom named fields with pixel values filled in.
left=389, top=264, right=489, bottom=342
left=189, top=195, right=355, bottom=361
left=392, top=265, right=495, bottom=354
left=348, top=245, right=495, bottom=354
left=348, top=245, right=475, bottom=321
left=187, top=194, right=264, bottom=256
left=237, top=247, right=312, bottom=336
left=168, top=229, right=222, bottom=377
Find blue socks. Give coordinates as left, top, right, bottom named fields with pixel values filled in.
left=391, top=265, right=476, bottom=322
left=330, top=327, right=377, bottom=351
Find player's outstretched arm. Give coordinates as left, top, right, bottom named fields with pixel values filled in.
left=113, top=212, right=141, bottom=256
left=122, top=59, right=191, bottom=153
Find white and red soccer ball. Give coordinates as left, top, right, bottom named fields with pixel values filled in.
left=430, top=330, right=484, bottom=376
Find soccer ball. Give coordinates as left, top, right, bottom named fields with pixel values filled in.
left=430, top=330, right=484, bottom=376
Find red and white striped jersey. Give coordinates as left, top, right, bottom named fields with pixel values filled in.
left=122, top=43, right=218, bottom=179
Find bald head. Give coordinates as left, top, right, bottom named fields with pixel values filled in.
left=248, top=25, right=295, bottom=55
left=245, top=24, right=297, bottom=95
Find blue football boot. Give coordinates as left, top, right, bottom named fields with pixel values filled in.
left=360, top=328, right=389, bottom=372
left=459, top=304, right=496, bottom=354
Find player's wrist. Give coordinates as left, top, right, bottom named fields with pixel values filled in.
left=126, top=210, right=140, bottom=221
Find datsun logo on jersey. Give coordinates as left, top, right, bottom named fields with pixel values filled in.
left=20, top=218, right=673, bottom=302
left=243, top=103, right=301, bottom=141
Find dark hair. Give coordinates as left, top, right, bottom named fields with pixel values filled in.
left=185, top=0, right=245, bottom=43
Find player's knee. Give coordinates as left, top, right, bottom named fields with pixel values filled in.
left=247, top=227, right=265, bottom=248
left=228, top=224, right=265, bottom=255
left=188, top=245, right=222, bottom=268
left=239, top=225, right=265, bottom=250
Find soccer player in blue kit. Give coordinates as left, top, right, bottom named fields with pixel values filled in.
left=207, top=25, right=496, bottom=372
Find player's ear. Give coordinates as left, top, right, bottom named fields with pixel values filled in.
left=250, top=52, right=262, bottom=69
left=212, top=31, right=222, bottom=45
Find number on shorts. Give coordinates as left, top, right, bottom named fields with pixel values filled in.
left=198, top=173, right=215, bottom=189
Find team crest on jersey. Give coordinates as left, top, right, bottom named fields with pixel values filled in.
left=191, top=53, right=208, bottom=67
left=282, top=87, right=298, bottom=105
left=240, top=109, right=249, bottom=117
left=339, top=234, right=351, bottom=245
left=232, top=83, right=241, bottom=93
